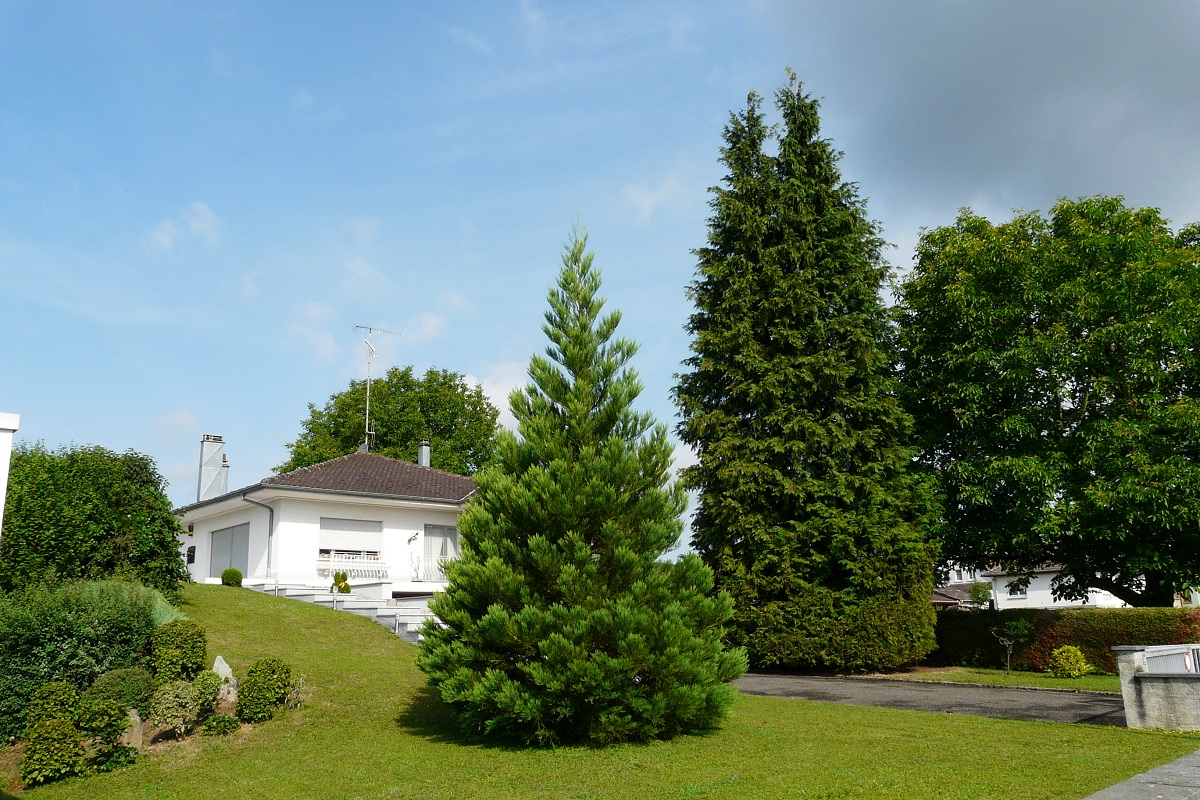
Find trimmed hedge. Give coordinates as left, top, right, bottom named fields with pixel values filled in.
left=0, top=581, right=164, bottom=741
left=236, top=658, right=293, bottom=723
left=21, top=718, right=85, bottom=787
left=150, top=619, right=207, bottom=682
left=82, top=668, right=155, bottom=717
left=220, top=568, right=242, bottom=587
left=930, top=607, right=1200, bottom=674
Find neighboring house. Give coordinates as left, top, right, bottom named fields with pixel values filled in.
left=984, top=566, right=1127, bottom=611
left=176, top=441, right=474, bottom=598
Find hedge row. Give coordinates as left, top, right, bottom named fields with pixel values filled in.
left=930, top=607, right=1200, bottom=674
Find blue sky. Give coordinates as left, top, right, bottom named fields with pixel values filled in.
left=4, top=1, right=1200, bottom=514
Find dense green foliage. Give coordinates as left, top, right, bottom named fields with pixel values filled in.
left=0, top=581, right=163, bottom=741
left=150, top=619, right=207, bottom=682
left=931, top=607, right=1200, bottom=673
left=673, top=73, right=937, bottom=671
left=192, top=670, right=223, bottom=719
left=220, top=568, right=242, bottom=587
left=150, top=680, right=201, bottom=737
left=418, top=229, right=746, bottom=747
left=277, top=365, right=499, bottom=474
left=201, top=713, right=239, bottom=736
left=1047, top=645, right=1093, bottom=679
left=24, top=682, right=79, bottom=735
left=81, top=669, right=154, bottom=717
left=236, top=658, right=293, bottom=723
left=330, top=570, right=350, bottom=593
left=21, top=718, right=85, bottom=787
left=899, top=197, right=1200, bottom=607
left=0, top=444, right=189, bottom=599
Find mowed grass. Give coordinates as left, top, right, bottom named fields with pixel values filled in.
left=4, top=584, right=1197, bottom=800
left=878, top=667, right=1122, bottom=694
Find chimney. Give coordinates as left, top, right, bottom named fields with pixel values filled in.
left=417, top=439, right=431, bottom=468
left=197, top=435, right=229, bottom=502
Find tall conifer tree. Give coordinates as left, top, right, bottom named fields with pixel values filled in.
left=418, top=228, right=746, bottom=746
left=673, top=73, right=936, bottom=671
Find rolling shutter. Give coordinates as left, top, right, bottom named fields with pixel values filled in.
left=319, top=517, right=383, bottom=552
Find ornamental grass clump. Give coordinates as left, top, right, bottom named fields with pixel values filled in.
left=417, top=229, right=746, bottom=747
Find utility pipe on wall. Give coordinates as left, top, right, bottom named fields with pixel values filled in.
left=241, top=493, right=275, bottom=579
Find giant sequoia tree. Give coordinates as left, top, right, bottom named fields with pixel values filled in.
left=417, top=229, right=746, bottom=746
left=673, top=74, right=937, bottom=671
left=900, top=197, right=1200, bottom=607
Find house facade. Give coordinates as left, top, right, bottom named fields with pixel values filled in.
left=176, top=449, right=474, bottom=598
left=985, top=566, right=1127, bottom=611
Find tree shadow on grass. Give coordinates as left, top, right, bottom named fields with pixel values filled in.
left=394, top=685, right=529, bottom=751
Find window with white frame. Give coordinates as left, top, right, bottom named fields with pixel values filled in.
left=1006, top=582, right=1027, bottom=598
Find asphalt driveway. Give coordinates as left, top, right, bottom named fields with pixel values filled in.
left=735, top=673, right=1126, bottom=726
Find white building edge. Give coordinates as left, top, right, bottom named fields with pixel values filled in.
left=176, top=436, right=471, bottom=599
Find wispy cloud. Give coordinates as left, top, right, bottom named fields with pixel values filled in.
left=467, top=360, right=528, bottom=431
left=291, top=87, right=342, bottom=122
left=449, top=26, right=493, bottom=55
left=437, top=290, right=472, bottom=312
left=145, top=202, right=221, bottom=253
left=154, top=408, right=199, bottom=445
left=520, top=0, right=549, bottom=47
left=288, top=301, right=340, bottom=362
left=404, top=311, right=447, bottom=345
left=622, top=168, right=691, bottom=221
left=339, top=217, right=391, bottom=299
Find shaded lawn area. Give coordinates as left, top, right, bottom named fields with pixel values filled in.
left=5, top=584, right=1197, bottom=800
left=876, top=667, right=1122, bottom=694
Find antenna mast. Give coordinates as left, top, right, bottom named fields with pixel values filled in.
left=354, top=325, right=401, bottom=452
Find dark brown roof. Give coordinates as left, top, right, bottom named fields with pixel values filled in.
left=260, top=452, right=476, bottom=502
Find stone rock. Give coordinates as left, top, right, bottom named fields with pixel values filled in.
left=213, top=655, right=234, bottom=682
left=119, top=708, right=144, bottom=750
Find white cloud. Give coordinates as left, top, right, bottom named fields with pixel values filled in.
left=342, top=255, right=390, bottom=299
left=449, top=26, right=493, bottom=55
left=288, top=301, right=340, bottom=362
left=520, top=0, right=549, bottom=44
left=184, top=202, right=220, bottom=248
left=240, top=274, right=258, bottom=300
left=404, top=311, right=447, bottom=345
left=291, top=88, right=314, bottom=109
left=146, top=219, right=179, bottom=253
left=290, top=87, right=342, bottom=122
left=145, top=201, right=221, bottom=253
left=154, top=408, right=199, bottom=445
left=621, top=168, right=691, bottom=221
left=467, top=360, right=528, bottom=431
left=437, top=290, right=472, bottom=312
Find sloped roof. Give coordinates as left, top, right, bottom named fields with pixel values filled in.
left=177, top=451, right=476, bottom=513
left=261, top=452, right=476, bottom=501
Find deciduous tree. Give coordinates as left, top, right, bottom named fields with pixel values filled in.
left=277, top=366, right=499, bottom=475
left=0, top=444, right=189, bottom=599
left=899, top=196, right=1200, bottom=607
left=673, top=73, right=937, bottom=671
left=417, top=228, right=746, bottom=746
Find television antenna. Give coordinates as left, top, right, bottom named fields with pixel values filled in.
left=354, top=325, right=401, bottom=453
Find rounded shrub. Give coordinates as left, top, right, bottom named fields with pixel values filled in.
left=1047, top=645, right=1093, bottom=679
left=151, top=619, right=207, bottom=682
left=236, top=658, right=293, bottom=723
left=82, top=667, right=155, bottom=717
left=149, top=680, right=200, bottom=738
left=192, top=670, right=223, bottom=719
left=25, top=681, right=80, bottom=735
left=220, top=568, right=243, bottom=587
left=22, top=718, right=85, bottom=787
left=77, top=700, right=129, bottom=748
left=201, top=714, right=239, bottom=736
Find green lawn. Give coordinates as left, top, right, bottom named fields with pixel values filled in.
left=4, top=584, right=1196, bottom=800
left=877, top=667, right=1122, bottom=694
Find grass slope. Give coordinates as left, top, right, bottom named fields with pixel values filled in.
left=7, top=584, right=1198, bottom=800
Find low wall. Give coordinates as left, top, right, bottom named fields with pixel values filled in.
left=1114, top=645, right=1200, bottom=730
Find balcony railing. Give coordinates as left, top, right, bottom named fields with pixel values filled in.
left=412, top=554, right=454, bottom=582
left=316, top=553, right=389, bottom=580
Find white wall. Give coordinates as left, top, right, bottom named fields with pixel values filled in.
left=991, top=572, right=1126, bottom=611
left=0, top=412, right=19, bottom=537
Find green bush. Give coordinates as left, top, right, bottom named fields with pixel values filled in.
left=77, top=699, right=128, bottom=748
left=1047, top=645, right=1094, bottom=679
left=220, top=568, right=242, bottom=587
left=931, top=607, right=1200, bottom=673
left=201, top=713, right=239, bottom=736
left=21, top=718, right=85, bottom=787
left=149, top=680, right=200, bottom=737
left=24, top=681, right=79, bottom=735
left=192, top=670, right=222, bottom=719
left=82, top=668, right=154, bottom=716
left=151, top=619, right=207, bottom=681
left=330, top=570, right=350, bottom=594
left=0, top=580, right=164, bottom=741
left=236, top=658, right=293, bottom=723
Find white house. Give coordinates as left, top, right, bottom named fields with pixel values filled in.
left=0, top=412, right=18, bottom=537
left=985, top=566, right=1127, bottom=611
left=176, top=442, right=474, bottom=599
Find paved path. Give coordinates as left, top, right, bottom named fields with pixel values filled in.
left=734, top=673, right=1126, bottom=725
left=1082, top=749, right=1200, bottom=800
